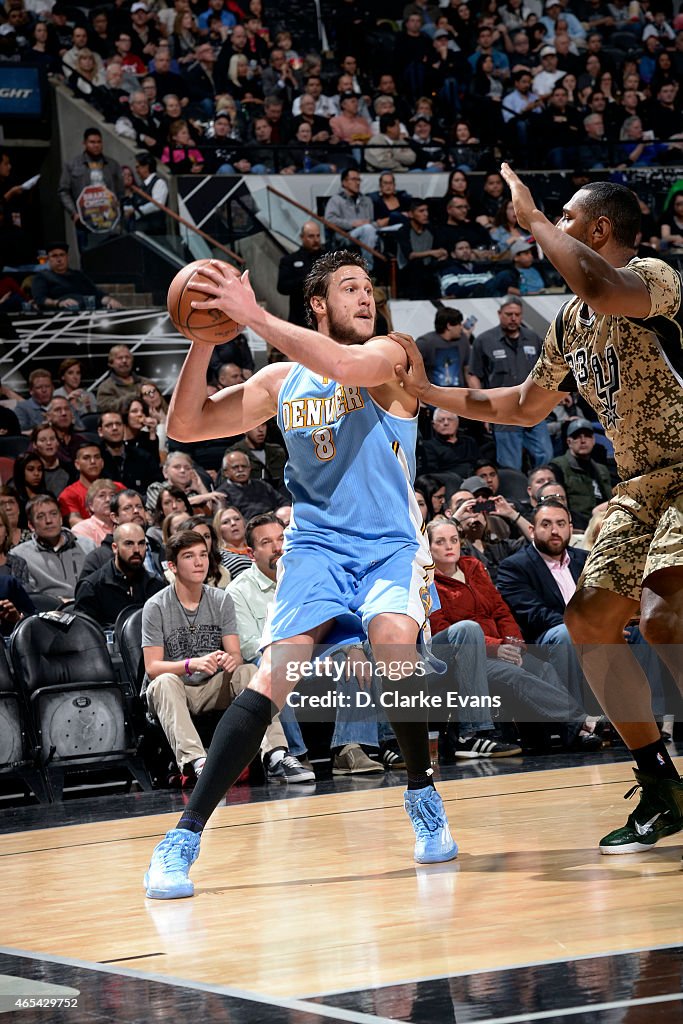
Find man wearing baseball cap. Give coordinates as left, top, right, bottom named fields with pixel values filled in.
left=550, top=419, right=612, bottom=519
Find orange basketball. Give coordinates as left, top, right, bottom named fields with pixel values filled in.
left=167, top=258, right=240, bottom=344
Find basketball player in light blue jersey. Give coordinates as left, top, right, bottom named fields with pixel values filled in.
left=144, top=252, right=457, bottom=900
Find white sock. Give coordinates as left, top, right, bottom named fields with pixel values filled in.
left=268, top=748, right=286, bottom=767
left=193, top=756, right=206, bottom=775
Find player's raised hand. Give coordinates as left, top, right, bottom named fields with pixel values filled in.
left=390, top=332, right=431, bottom=401
left=500, top=163, right=538, bottom=232
left=190, top=263, right=257, bottom=325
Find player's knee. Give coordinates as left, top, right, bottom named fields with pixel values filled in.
left=565, top=590, right=622, bottom=644
left=640, top=603, right=681, bottom=647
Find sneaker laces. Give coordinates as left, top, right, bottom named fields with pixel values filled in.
left=410, top=792, right=442, bottom=837
left=281, top=755, right=301, bottom=770
left=158, top=833, right=196, bottom=873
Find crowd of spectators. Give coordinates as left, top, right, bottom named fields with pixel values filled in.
left=0, top=313, right=673, bottom=792
left=2, top=0, right=683, bottom=303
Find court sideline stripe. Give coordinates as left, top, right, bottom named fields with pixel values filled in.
left=0, top=945, right=400, bottom=1024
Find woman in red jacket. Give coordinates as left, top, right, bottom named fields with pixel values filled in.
left=428, top=519, right=603, bottom=759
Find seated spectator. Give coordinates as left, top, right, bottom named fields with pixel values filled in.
left=434, top=196, right=494, bottom=254
left=53, top=358, right=97, bottom=419
left=280, top=122, right=337, bottom=174
left=518, top=464, right=558, bottom=521
left=0, top=573, right=34, bottom=637
left=32, top=243, right=123, bottom=313
left=27, top=21, right=61, bottom=76
left=550, top=419, right=612, bottom=521
left=62, top=26, right=105, bottom=79
left=170, top=11, right=200, bottom=66
left=490, top=199, right=533, bottom=253
left=200, top=112, right=244, bottom=174
left=327, top=91, right=370, bottom=149
left=397, top=199, right=447, bottom=300
left=213, top=505, right=252, bottom=578
left=58, top=442, right=116, bottom=526
left=448, top=119, right=485, bottom=173
left=13, top=494, right=96, bottom=601
left=409, top=114, right=449, bottom=171
left=414, top=474, right=447, bottom=520
left=216, top=362, right=245, bottom=389
left=161, top=119, right=205, bottom=174
left=71, top=479, right=119, bottom=546
left=507, top=239, right=547, bottom=294
left=139, top=380, right=168, bottom=448
left=96, top=62, right=134, bottom=124
left=0, top=507, right=31, bottom=588
left=66, top=47, right=107, bottom=104
left=496, top=497, right=610, bottom=708
left=15, top=368, right=54, bottom=434
left=216, top=449, right=284, bottom=519
left=228, top=424, right=286, bottom=489
left=420, top=409, right=478, bottom=477
left=29, top=423, right=74, bottom=496
left=146, top=483, right=193, bottom=543
left=428, top=519, right=600, bottom=756
left=224, top=54, right=265, bottom=108
left=75, top=521, right=165, bottom=627
left=146, top=451, right=209, bottom=513
left=618, top=116, right=683, bottom=166
left=471, top=171, right=509, bottom=229
left=324, top=169, right=379, bottom=272
left=79, top=487, right=163, bottom=581
left=121, top=395, right=160, bottom=460
left=115, top=90, right=165, bottom=155
left=47, top=396, right=86, bottom=463
left=365, top=115, right=416, bottom=173
left=96, top=344, right=152, bottom=413
left=449, top=489, right=525, bottom=580
left=534, top=479, right=591, bottom=533
left=141, top=529, right=266, bottom=784
left=176, top=514, right=231, bottom=588
left=501, top=69, right=544, bottom=162
left=658, top=192, right=683, bottom=251
left=11, top=452, right=51, bottom=512
left=437, top=239, right=516, bottom=298
left=468, top=55, right=505, bottom=145
left=0, top=487, right=31, bottom=548
left=370, top=172, right=412, bottom=228
left=578, top=112, right=614, bottom=172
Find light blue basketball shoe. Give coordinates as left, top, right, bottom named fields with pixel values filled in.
left=404, top=786, right=458, bottom=864
left=144, top=828, right=201, bottom=899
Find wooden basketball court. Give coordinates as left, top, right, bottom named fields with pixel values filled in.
left=1, top=756, right=682, bottom=1022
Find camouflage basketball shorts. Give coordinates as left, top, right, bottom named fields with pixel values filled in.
left=578, top=463, right=683, bottom=601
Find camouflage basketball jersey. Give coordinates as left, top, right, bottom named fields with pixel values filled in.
left=531, top=257, right=683, bottom=481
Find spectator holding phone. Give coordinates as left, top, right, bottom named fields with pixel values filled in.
left=447, top=481, right=528, bottom=581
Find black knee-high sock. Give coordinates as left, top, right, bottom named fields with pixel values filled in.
left=382, top=674, right=433, bottom=790
left=177, top=689, right=277, bottom=833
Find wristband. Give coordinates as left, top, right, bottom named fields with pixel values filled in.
left=513, top=512, right=521, bottom=522
left=185, top=658, right=192, bottom=676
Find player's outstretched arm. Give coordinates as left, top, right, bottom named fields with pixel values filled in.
left=394, top=333, right=560, bottom=426
left=500, top=163, right=651, bottom=318
left=190, top=264, right=404, bottom=386
left=167, top=341, right=286, bottom=443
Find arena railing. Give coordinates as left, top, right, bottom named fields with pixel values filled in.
left=265, top=183, right=397, bottom=296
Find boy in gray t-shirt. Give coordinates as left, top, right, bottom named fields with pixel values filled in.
left=141, top=530, right=287, bottom=778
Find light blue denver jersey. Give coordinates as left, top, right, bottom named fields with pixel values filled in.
left=277, top=363, right=428, bottom=568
